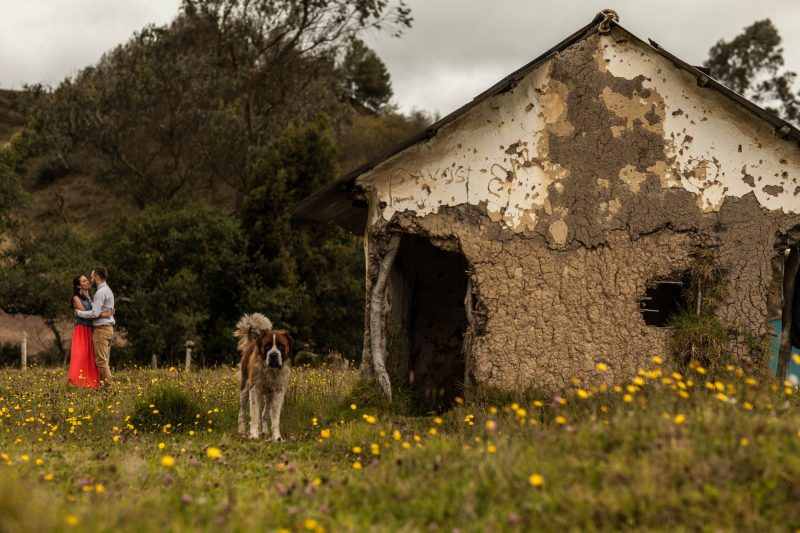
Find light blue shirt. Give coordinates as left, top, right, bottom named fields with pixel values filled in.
left=77, top=282, right=116, bottom=326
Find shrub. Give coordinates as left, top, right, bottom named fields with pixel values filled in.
left=0, top=342, right=20, bottom=367
left=129, top=385, right=203, bottom=433
left=669, top=309, right=730, bottom=372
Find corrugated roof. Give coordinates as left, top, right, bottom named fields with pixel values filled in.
left=292, top=11, right=800, bottom=234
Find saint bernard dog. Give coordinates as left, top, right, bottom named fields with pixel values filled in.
left=235, top=313, right=294, bottom=441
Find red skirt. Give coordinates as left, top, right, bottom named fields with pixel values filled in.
left=68, top=324, right=99, bottom=389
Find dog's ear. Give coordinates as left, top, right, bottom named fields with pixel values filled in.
left=285, top=332, right=295, bottom=355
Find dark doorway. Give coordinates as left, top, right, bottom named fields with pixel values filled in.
left=391, top=235, right=469, bottom=408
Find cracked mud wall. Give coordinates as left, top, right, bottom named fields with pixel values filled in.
left=358, top=28, right=800, bottom=392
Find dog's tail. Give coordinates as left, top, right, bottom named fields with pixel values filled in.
left=234, top=313, right=273, bottom=352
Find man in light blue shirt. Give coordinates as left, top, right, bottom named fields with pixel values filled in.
left=76, top=266, right=116, bottom=391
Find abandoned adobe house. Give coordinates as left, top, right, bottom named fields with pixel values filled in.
left=294, top=10, right=800, bottom=403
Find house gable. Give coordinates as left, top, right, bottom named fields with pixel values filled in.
left=357, top=26, right=800, bottom=245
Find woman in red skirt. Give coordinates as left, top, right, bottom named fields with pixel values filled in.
left=68, top=275, right=100, bottom=388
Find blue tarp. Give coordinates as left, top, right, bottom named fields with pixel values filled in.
left=768, top=319, right=800, bottom=382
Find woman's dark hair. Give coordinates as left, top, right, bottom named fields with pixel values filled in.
left=72, top=275, right=83, bottom=309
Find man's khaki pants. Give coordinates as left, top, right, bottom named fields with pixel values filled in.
left=93, top=325, right=114, bottom=391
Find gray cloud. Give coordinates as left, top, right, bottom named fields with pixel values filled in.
left=367, top=0, right=800, bottom=115
left=0, top=0, right=180, bottom=88
left=2, top=0, right=799, bottom=116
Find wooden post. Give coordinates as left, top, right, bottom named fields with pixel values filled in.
left=185, top=340, right=194, bottom=372
left=151, top=354, right=158, bottom=370
left=21, top=331, right=27, bottom=370
left=370, top=234, right=401, bottom=402
left=778, top=246, right=800, bottom=381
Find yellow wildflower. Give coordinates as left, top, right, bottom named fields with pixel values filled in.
left=529, top=474, right=545, bottom=487
left=206, top=447, right=222, bottom=459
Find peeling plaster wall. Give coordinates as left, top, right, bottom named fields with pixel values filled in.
left=358, top=28, right=800, bottom=392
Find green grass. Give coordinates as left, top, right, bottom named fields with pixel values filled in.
left=1, top=361, right=800, bottom=531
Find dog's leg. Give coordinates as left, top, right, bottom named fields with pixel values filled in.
left=248, top=386, right=262, bottom=439
left=269, top=389, right=286, bottom=442
left=260, top=395, right=270, bottom=438
left=238, top=386, right=249, bottom=436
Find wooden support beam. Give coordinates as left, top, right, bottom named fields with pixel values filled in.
left=369, top=234, right=401, bottom=401
left=778, top=246, right=800, bottom=381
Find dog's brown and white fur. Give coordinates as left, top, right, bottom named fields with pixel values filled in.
left=235, top=313, right=293, bottom=441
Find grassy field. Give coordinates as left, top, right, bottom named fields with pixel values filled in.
left=2, top=360, right=800, bottom=532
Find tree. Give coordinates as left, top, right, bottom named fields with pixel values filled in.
left=0, top=226, right=89, bottom=359
left=705, top=19, right=800, bottom=123
left=31, top=0, right=412, bottom=208
left=241, top=115, right=365, bottom=357
left=100, top=202, right=249, bottom=364
left=342, top=38, right=393, bottom=112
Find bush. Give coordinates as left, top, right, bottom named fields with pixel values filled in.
left=669, top=309, right=730, bottom=372
left=129, top=385, right=203, bottom=433
left=0, top=341, right=20, bottom=367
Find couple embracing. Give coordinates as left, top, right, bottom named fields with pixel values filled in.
left=67, top=266, right=115, bottom=392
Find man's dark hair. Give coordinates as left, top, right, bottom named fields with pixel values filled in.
left=93, top=266, right=109, bottom=281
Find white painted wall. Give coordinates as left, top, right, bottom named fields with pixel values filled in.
left=358, top=29, right=800, bottom=233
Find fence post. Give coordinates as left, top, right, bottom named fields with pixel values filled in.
left=185, top=340, right=194, bottom=372
left=21, top=331, right=27, bottom=370
left=151, top=354, right=158, bottom=370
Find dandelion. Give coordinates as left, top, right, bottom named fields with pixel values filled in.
left=352, top=461, right=362, bottom=470
left=715, top=393, right=728, bottom=402
left=43, top=473, right=54, bottom=481
left=65, top=515, right=80, bottom=527
left=350, top=404, right=357, bottom=410
left=623, top=394, right=633, bottom=403
left=428, top=428, right=438, bottom=436
left=743, top=402, right=753, bottom=411
left=303, top=518, right=324, bottom=532
left=695, top=366, right=706, bottom=375
left=486, top=443, right=497, bottom=454
left=532, top=401, right=543, bottom=408
left=577, top=389, right=590, bottom=399
left=392, top=430, right=401, bottom=441
left=370, top=443, right=380, bottom=456
left=673, top=414, right=686, bottom=425
left=158, top=442, right=166, bottom=450
left=794, top=354, right=800, bottom=365
left=529, top=474, right=545, bottom=487
left=95, top=484, right=105, bottom=493
left=740, top=438, right=750, bottom=447
left=652, top=356, right=663, bottom=364
left=207, top=447, right=222, bottom=459
left=433, top=417, right=443, bottom=425
left=401, top=442, right=411, bottom=449
left=485, top=420, right=497, bottom=431
left=596, top=362, right=609, bottom=372
left=320, top=429, right=331, bottom=439
left=161, top=456, right=175, bottom=468
left=554, top=416, right=566, bottom=425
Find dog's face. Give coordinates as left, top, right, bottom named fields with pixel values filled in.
left=258, top=330, right=294, bottom=369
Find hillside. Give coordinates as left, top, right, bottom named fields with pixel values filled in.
left=0, top=89, right=26, bottom=146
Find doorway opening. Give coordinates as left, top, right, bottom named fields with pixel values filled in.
left=388, top=234, right=470, bottom=409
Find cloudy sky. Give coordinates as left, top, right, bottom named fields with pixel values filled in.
left=2, top=1, right=800, bottom=116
